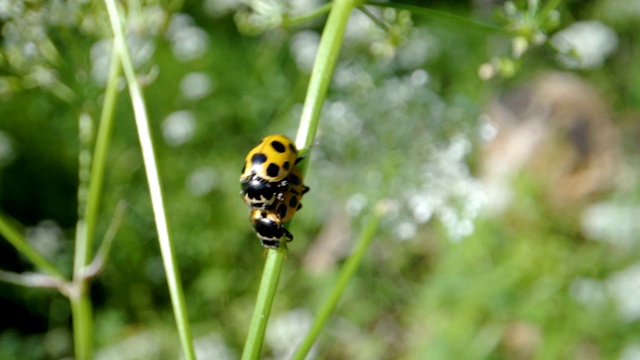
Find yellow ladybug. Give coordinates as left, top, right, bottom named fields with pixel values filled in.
left=240, top=134, right=302, bottom=208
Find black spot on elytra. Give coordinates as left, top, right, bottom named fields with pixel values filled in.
left=266, top=163, right=280, bottom=178
left=283, top=160, right=291, bottom=172
left=276, top=203, right=287, bottom=219
left=288, top=196, right=298, bottom=209
left=251, top=153, right=267, bottom=165
left=288, top=174, right=301, bottom=186
left=271, top=140, right=286, bottom=153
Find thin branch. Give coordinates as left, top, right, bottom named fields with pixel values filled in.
left=74, top=39, right=122, bottom=276
left=365, top=0, right=509, bottom=34
left=81, top=201, right=127, bottom=280
left=358, top=5, right=393, bottom=34
left=282, top=2, right=333, bottom=28
left=0, top=270, right=64, bottom=289
left=291, top=204, right=385, bottom=360
left=0, top=270, right=74, bottom=296
left=0, top=212, right=64, bottom=278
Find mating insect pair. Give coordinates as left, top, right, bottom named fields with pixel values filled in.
left=240, top=135, right=310, bottom=250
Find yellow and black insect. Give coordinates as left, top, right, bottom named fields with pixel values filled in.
left=241, top=135, right=310, bottom=250
left=240, top=134, right=302, bottom=209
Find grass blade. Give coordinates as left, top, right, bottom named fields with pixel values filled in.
left=291, top=209, right=383, bottom=360
left=103, top=1, right=196, bottom=359
left=0, top=213, right=63, bottom=278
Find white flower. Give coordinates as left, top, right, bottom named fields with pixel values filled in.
left=162, top=110, right=197, bottom=147
left=166, top=14, right=209, bottom=62
left=607, top=263, right=640, bottom=322
left=186, top=167, right=218, bottom=196
left=180, top=72, right=213, bottom=101
left=551, top=21, right=618, bottom=69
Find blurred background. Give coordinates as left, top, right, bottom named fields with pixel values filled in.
left=1, top=0, right=640, bottom=359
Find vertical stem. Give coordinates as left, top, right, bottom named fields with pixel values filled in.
left=75, top=47, right=122, bottom=275
left=104, top=1, right=196, bottom=359
left=295, top=0, right=362, bottom=151
left=242, top=0, right=359, bottom=359
left=291, top=211, right=382, bottom=360
left=70, top=290, right=93, bottom=360
left=241, top=249, right=286, bottom=360
left=69, top=27, right=123, bottom=360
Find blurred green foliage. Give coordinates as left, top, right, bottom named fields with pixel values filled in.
left=1, top=0, right=640, bottom=359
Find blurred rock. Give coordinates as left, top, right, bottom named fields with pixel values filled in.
left=501, top=321, right=542, bottom=360
left=479, top=72, right=620, bottom=214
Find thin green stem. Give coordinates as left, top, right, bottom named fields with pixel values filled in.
left=70, top=291, right=93, bottom=360
left=295, top=0, right=362, bottom=151
left=282, top=2, right=333, bottom=28
left=537, top=0, right=562, bottom=23
left=81, top=201, right=127, bottom=280
left=0, top=213, right=64, bottom=278
left=242, top=0, right=359, bottom=358
left=45, top=77, right=77, bottom=104
left=358, top=5, right=392, bottom=34
left=73, top=46, right=121, bottom=276
left=241, top=250, right=286, bottom=360
left=291, top=210, right=382, bottom=360
left=0, top=270, right=68, bottom=290
left=365, top=1, right=509, bottom=34
left=104, top=1, right=196, bottom=359
left=68, top=29, right=122, bottom=360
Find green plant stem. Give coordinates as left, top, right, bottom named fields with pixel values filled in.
left=104, top=1, right=196, bottom=359
left=70, top=291, right=93, bottom=360
left=295, top=0, right=362, bottom=151
left=0, top=270, right=69, bottom=291
left=0, top=213, right=63, bottom=278
left=538, top=0, right=562, bottom=22
left=283, top=2, right=333, bottom=28
left=358, top=5, right=392, bottom=34
left=68, top=30, right=122, bottom=360
left=242, top=0, right=360, bottom=359
left=82, top=201, right=127, bottom=280
left=291, top=210, right=382, bottom=360
left=241, top=249, right=286, bottom=360
left=73, top=46, right=121, bottom=276
left=365, top=0, right=509, bottom=34
left=0, top=107, right=117, bottom=360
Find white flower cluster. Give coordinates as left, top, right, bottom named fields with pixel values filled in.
left=307, top=66, right=481, bottom=242
left=402, top=136, right=485, bottom=241
left=551, top=21, right=619, bottom=69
